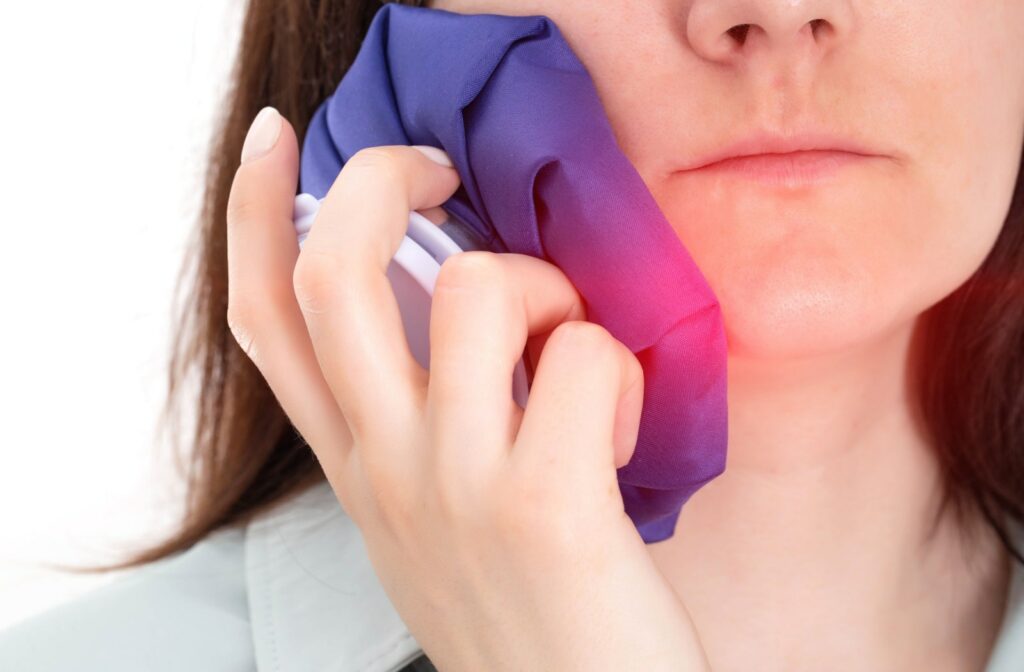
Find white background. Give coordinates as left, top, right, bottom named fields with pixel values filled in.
left=0, top=0, right=244, bottom=630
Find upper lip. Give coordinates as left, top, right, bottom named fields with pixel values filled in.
left=678, top=130, right=883, bottom=171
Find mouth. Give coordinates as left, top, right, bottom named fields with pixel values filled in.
left=674, top=131, right=886, bottom=188
left=684, top=149, right=874, bottom=187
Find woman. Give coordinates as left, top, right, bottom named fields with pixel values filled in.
left=1, top=0, right=1022, bottom=670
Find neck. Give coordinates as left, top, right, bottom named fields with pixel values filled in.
left=648, top=319, right=1011, bottom=671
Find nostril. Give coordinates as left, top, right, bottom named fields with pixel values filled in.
left=726, top=23, right=751, bottom=46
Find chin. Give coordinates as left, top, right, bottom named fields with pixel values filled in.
left=710, top=251, right=902, bottom=361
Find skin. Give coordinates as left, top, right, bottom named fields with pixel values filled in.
left=226, top=0, right=1024, bottom=670
left=424, top=0, right=1024, bottom=669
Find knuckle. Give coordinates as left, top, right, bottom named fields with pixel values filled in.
left=343, top=146, right=407, bottom=183
left=435, top=251, right=507, bottom=296
left=292, top=250, right=342, bottom=313
left=225, top=297, right=255, bottom=343
left=226, top=317, right=257, bottom=361
left=225, top=185, right=262, bottom=229
left=546, top=320, right=614, bottom=360
left=225, top=295, right=266, bottom=359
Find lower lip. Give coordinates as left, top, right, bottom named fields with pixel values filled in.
left=682, top=150, right=872, bottom=187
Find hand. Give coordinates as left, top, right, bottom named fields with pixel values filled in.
left=225, top=107, right=711, bottom=672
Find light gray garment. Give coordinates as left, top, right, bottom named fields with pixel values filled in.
left=0, top=525, right=255, bottom=670
left=0, top=482, right=427, bottom=672
left=1, top=480, right=1022, bottom=671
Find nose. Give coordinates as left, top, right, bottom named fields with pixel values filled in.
left=686, top=0, right=853, bottom=65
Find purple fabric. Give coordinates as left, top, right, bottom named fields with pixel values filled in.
left=298, top=3, right=728, bottom=543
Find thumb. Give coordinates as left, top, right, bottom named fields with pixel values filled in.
left=611, top=359, right=644, bottom=470
left=228, top=106, right=300, bottom=232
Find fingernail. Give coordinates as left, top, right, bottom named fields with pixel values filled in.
left=241, top=106, right=282, bottom=164
left=411, top=145, right=454, bottom=168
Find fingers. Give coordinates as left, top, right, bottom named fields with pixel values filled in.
left=513, top=320, right=644, bottom=494
left=425, top=251, right=588, bottom=488
left=292, top=145, right=461, bottom=454
left=225, top=107, right=354, bottom=483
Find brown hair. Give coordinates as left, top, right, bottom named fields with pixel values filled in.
left=82, top=0, right=1023, bottom=572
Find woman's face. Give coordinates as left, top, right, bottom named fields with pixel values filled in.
left=429, top=0, right=1024, bottom=359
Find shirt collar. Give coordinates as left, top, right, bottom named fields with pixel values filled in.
left=244, top=480, right=424, bottom=672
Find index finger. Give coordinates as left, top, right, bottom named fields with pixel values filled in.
left=292, top=145, right=462, bottom=446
